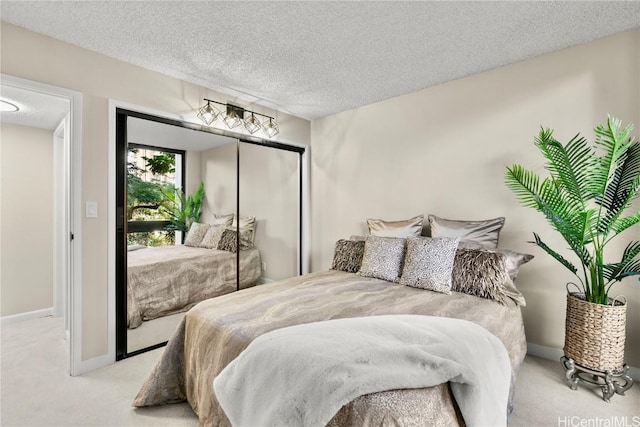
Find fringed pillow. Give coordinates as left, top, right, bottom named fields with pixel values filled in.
left=218, top=229, right=239, bottom=253
left=331, top=239, right=366, bottom=273
left=451, top=249, right=525, bottom=305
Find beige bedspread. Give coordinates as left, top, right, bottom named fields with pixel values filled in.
left=133, top=270, right=527, bottom=426
left=127, top=245, right=261, bottom=328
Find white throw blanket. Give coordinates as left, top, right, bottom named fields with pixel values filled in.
left=213, top=314, right=511, bottom=427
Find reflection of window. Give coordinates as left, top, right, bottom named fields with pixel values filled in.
left=127, top=144, right=185, bottom=247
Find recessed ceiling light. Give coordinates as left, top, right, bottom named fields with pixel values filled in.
left=0, top=100, right=20, bottom=112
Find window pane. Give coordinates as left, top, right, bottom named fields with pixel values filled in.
left=127, top=231, right=175, bottom=247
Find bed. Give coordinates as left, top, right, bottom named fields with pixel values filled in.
left=133, top=269, right=527, bottom=426
left=127, top=245, right=261, bottom=329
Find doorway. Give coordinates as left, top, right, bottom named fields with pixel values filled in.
left=0, top=73, right=82, bottom=375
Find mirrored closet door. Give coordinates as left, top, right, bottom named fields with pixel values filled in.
left=115, top=109, right=305, bottom=359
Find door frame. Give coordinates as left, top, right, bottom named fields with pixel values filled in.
left=1, top=73, right=83, bottom=376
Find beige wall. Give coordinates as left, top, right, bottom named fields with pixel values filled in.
left=310, top=30, right=640, bottom=365
left=0, top=22, right=310, bottom=360
left=1, top=123, right=54, bottom=316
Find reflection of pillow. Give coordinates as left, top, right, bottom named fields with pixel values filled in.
left=184, top=222, right=211, bottom=247
left=367, top=215, right=424, bottom=238
left=234, top=216, right=257, bottom=244
left=400, top=237, right=459, bottom=294
left=428, top=214, right=505, bottom=249
left=331, top=239, right=366, bottom=273
left=213, top=213, right=234, bottom=226
left=451, top=249, right=525, bottom=305
left=127, top=244, right=147, bottom=252
left=218, top=229, right=238, bottom=253
left=358, top=236, right=406, bottom=282
left=199, top=224, right=226, bottom=249
left=490, top=249, right=534, bottom=280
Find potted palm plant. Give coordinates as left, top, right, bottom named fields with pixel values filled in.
left=505, top=116, right=638, bottom=389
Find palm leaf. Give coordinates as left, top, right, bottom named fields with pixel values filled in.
left=603, top=241, right=640, bottom=282
left=610, top=210, right=640, bottom=235
left=535, top=129, right=592, bottom=213
left=590, top=116, right=634, bottom=199
left=505, top=165, right=542, bottom=209
left=597, top=141, right=640, bottom=234
left=531, top=233, right=578, bottom=275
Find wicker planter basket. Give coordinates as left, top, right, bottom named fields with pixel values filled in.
left=564, top=292, right=627, bottom=373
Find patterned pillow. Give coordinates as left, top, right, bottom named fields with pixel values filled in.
left=199, top=224, right=226, bottom=249
left=451, top=249, right=523, bottom=305
left=358, top=236, right=406, bottom=282
left=184, top=222, right=211, bottom=247
left=428, top=214, right=505, bottom=249
left=331, top=239, right=366, bottom=273
left=367, top=215, right=424, bottom=238
left=218, top=229, right=238, bottom=253
left=399, top=237, right=460, bottom=294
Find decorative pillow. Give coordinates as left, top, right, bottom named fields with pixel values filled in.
left=218, top=229, right=238, bottom=253
left=213, top=213, right=234, bottom=226
left=491, top=249, right=534, bottom=280
left=184, top=222, right=211, bottom=247
left=451, top=249, right=523, bottom=305
left=428, top=214, right=505, bottom=249
left=367, top=215, right=424, bottom=238
left=349, top=235, right=367, bottom=242
left=331, top=239, right=366, bottom=273
left=358, top=236, right=406, bottom=282
left=234, top=215, right=257, bottom=245
left=199, top=224, right=226, bottom=249
left=399, top=237, right=460, bottom=294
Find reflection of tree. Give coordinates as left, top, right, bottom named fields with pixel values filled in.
left=127, top=148, right=176, bottom=220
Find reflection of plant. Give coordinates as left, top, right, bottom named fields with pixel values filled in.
left=127, top=231, right=175, bottom=247
left=127, top=149, right=176, bottom=220
left=505, top=116, right=640, bottom=305
left=160, top=181, right=206, bottom=232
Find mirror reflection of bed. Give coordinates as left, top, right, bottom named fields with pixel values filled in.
left=121, top=113, right=302, bottom=356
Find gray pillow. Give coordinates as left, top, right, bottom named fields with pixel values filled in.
left=491, top=249, right=534, bottom=280
left=452, top=249, right=525, bottom=305
left=358, top=236, right=406, bottom=282
left=399, top=237, right=460, bottom=294
left=199, top=224, right=226, bottom=249
left=367, top=215, right=424, bottom=238
left=331, top=239, right=366, bottom=273
left=184, top=222, right=211, bottom=247
left=428, top=214, right=505, bottom=249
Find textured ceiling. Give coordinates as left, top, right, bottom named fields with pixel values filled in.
left=0, top=84, right=69, bottom=130
left=1, top=1, right=639, bottom=120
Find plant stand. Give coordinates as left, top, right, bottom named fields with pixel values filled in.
left=561, top=356, right=634, bottom=402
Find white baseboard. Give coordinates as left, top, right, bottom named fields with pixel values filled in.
left=527, top=342, right=639, bottom=381
left=0, top=308, right=53, bottom=325
left=258, top=277, right=275, bottom=285
left=77, top=353, right=114, bottom=376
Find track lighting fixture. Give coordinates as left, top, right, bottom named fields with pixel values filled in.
left=197, top=98, right=279, bottom=138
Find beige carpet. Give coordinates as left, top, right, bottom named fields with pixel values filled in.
left=1, top=316, right=638, bottom=426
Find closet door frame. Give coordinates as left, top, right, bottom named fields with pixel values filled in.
left=114, top=107, right=306, bottom=360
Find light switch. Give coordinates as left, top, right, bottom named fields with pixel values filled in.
left=86, top=201, right=98, bottom=218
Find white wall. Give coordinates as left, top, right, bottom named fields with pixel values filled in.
left=310, top=30, right=640, bottom=366
left=0, top=22, right=311, bottom=361
left=1, top=123, right=54, bottom=316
